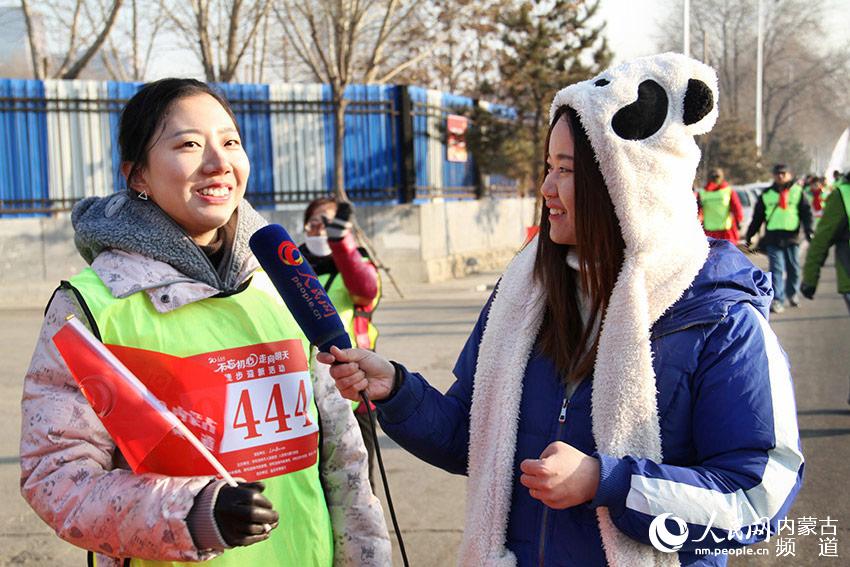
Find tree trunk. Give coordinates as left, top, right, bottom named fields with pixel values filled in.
left=20, top=0, right=45, bottom=79
left=531, top=105, right=543, bottom=168
left=333, top=92, right=350, bottom=201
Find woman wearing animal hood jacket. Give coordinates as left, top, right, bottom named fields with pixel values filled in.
left=320, top=54, right=804, bottom=566
left=19, top=79, right=390, bottom=567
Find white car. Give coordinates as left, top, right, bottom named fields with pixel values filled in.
left=733, top=182, right=766, bottom=239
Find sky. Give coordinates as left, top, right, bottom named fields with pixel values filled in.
left=597, top=0, right=663, bottom=62
left=5, top=0, right=847, bottom=82
left=598, top=0, right=850, bottom=63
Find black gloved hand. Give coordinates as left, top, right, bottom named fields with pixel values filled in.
left=800, top=283, right=816, bottom=300
left=214, top=481, right=279, bottom=547
left=335, top=201, right=353, bottom=222
left=323, top=201, right=354, bottom=241
left=805, top=231, right=813, bottom=242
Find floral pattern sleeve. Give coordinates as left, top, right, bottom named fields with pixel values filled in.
left=311, top=356, right=392, bottom=566
left=19, top=288, right=216, bottom=565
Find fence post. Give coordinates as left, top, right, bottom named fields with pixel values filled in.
left=397, top=85, right=416, bottom=204
left=472, top=99, right=486, bottom=200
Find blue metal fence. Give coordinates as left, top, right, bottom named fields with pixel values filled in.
left=0, top=79, right=49, bottom=216
left=0, top=79, right=519, bottom=216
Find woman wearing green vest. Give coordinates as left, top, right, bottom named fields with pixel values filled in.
left=19, top=79, right=390, bottom=567
left=299, top=197, right=381, bottom=488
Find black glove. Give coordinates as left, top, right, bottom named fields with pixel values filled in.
left=805, top=231, right=813, bottom=242
left=800, top=283, right=816, bottom=300
left=335, top=201, right=353, bottom=222
left=323, top=201, right=354, bottom=241
left=214, top=481, right=279, bottom=547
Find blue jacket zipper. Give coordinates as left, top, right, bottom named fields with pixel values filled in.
left=538, top=392, right=569, bottom=567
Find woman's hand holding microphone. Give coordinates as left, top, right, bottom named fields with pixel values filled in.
left=316, top=346, right=396, bottom=402
left=317, top=346, right=603, bottom=511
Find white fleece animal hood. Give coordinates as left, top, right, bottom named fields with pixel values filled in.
left=458, top=53, right=719, bottom=567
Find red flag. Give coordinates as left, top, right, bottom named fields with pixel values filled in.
left=51, top=318, right=236, bottom=485
left=52, top=317, right=315, bottom=483
left=53, top=318, right=179, bottom=471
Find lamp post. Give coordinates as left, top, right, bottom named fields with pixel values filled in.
left=756, top=0, right=764, bottom=157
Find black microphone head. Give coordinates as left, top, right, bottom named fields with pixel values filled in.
left=249, top=224, right=352, bottom=352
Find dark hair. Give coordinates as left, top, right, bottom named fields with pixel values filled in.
left=533, top=106, right=625, bottom=382
left=119, top=78, right=239, bottom=190
left=303, top=196, right=337, bottom=225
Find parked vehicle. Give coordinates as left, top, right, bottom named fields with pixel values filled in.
left=733, top=182, right=765, bottom=240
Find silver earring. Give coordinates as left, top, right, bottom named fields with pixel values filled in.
left=137, top=190, right=149, bottom=201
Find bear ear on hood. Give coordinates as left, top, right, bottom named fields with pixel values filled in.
left=683, top=78, right=714, bottom=126
left=680, top=68, right=718, bottom=135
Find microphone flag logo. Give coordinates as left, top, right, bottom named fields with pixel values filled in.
left=278, top=240, right=304, bottom=266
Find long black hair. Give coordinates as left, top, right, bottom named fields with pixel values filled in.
left=534, top=106, right=625, bottom=382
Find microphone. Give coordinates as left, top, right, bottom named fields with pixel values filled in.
left=249, top=224, right=352, bottom=353
left=249, top=223, right=411, bottom=567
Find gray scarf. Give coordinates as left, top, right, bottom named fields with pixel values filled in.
left=72, top=192, right=267, bottom=292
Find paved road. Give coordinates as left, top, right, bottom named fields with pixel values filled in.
left=0, top=251, right=847, bottom=566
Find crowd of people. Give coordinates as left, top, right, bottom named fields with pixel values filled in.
left=20, top=51, right=845, bottom=566
left=698, top=164, right=849, bottom=316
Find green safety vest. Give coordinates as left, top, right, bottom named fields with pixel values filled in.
left=319, top=269, right=380, bottom=351
left=318, top=260, right=380, bottom=413
left=700, top=186, right=733, bottom=231
left=69, top=268, right=333, bottom=567
left=763, top=184, right=803, bottom=231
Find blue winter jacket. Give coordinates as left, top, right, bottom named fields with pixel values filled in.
left=376, top=240, right=804, bottom=566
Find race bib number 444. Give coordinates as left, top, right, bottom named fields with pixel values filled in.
left=108, top=340, right=319, bottom=481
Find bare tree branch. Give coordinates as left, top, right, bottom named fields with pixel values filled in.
left=60, top=0, right=123, bottom=79
left=20, top=0, right=45, bottom=79
left=274, top=3, right=326, bottom=81
left=376, top=46, right=434, bottom=83
left=224, top=0, right=271, bottom=81
left=362, top=0, right=398, bottom=82
left=55, top=0, right=84, bottom=77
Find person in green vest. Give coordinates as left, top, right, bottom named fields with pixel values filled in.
left=744, top=163, right=814, bottom=313
left=698, top=167, right=744, bottom=244
left=19, top=78, right=390, bottom=567
left=801, top=171, right=850, bottom=316
left=803, top=171, right=850, bottom=404
left=299, top=197, right=381, bottom=488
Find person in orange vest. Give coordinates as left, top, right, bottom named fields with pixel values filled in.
left=698, top=167, right=744, bottom=244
